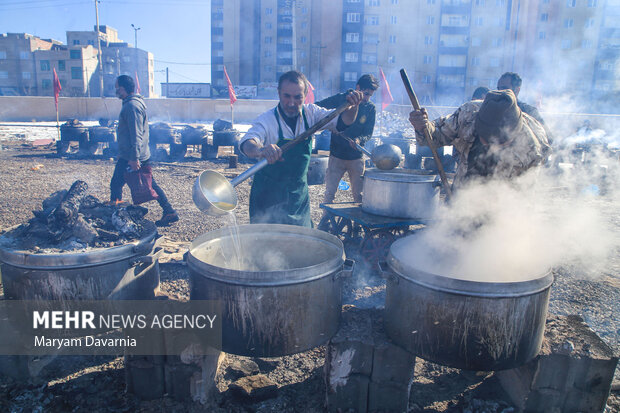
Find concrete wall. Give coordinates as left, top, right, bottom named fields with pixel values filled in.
left=0, top=96, right=278, bottom=123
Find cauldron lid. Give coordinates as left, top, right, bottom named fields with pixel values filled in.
left=364, top=169, right=438, bottom=183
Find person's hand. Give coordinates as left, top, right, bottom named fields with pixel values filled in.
left=128, top=160, right=140, bottom=171
left=347, top=137, right=359, bottom=149
left=345, top=90, right=363, bottom=108
left=409, top=108, right=429, bottom=133
left=260, top=144, right=282, bottom=164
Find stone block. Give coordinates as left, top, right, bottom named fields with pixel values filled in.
left=164, top=351, right=225, bottom=403
left=371, top=341, right=416, bottom=384
left=326, top=374, right=369, bottom=413
left=229, top=374, right=278, bottom=401
left=124, top=355, right=166, bottom=400
left=367, top=380, right=411, bottom=413
left=497, top=314, right=618, bottom=413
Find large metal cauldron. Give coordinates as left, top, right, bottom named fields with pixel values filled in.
left=187, top=224, right=350, bottom=357
left=362, top=169, right=440, bottom=219
left=0, top=225, right=161, bottom=301
left=382, top=235, right=553, bottom=371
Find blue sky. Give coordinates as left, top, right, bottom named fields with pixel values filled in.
left=0, top=0, right=212, bottom=93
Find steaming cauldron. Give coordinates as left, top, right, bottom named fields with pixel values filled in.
left=0, top=225, right=161, bottom=301
left=187, top=224, right=352, bottom=357
left=382, top=235, right=553, bottom=371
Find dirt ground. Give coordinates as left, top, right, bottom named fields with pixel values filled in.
left=0, top=139, right=618, bottom=412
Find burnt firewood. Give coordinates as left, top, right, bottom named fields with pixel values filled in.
left=42, top=190, right=67, bottom=211
left=72, top=214, right=98, bottom=244
left=50, top=180, right=89, bottom=229
left=96, top=227, right=121, bottom=241
left=80, top=195, right=100, bottom=209
left=126, top=205, right=149, bottom=221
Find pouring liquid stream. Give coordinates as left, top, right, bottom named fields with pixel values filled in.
left=221, top=211, right=243, bottom=270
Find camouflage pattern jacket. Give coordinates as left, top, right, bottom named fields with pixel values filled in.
left=415, top=101, right=551, bottom=187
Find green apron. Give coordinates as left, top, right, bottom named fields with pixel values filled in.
left=249, top=107, right=313, bottom=227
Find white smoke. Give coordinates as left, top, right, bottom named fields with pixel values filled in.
left=397, top=154, right=618, bottom=282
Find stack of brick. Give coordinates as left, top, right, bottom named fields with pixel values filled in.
left=496, top=314, right=618, bottom=412
left=325, top=305, right=416, bottom=413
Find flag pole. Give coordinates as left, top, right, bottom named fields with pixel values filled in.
left=56, top=107, right=60, bottom=141
left=231, top=104, right=234, bottom=128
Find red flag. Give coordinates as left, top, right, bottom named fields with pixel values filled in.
left=134, top=71, right=141, bottom=94
left=53, top=68, right=61, bottom=111
left=223, top=66, right=237, bottom=106
left=379, top=67, right=393, bottom=110
left=304, top=80, right=315, bottom=104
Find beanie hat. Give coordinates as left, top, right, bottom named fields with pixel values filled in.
left=475, top=89, right=522, bottom=144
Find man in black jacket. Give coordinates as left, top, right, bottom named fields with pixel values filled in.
left=316, top=74, right=378, bottom=209
left=111, top=75, right=178, bottom=226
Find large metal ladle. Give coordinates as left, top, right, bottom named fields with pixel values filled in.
left=193, top=102, right=351, bottom=216
left=344, top=136, right=402, bottom=170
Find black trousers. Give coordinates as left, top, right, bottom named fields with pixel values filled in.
left=110, top=158, right=174, bottom=214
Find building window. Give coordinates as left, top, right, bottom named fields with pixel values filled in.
left=540, top=13, right=548, bottom=22
left=70, top=50, right=81, bottom=59
left=492, top=38, right=502, bottom=47
left=388, top=55, right=395, bottom=63
left=496, top=0, right=505, bottom=5
left=346, top=33, right=360, bottom=43
left=391, top=0, right=398, bottom=4
left=471, top=56, right=480, bottom=66
left=58, top=60, right=66, bottom=71
left=22, top=71, right=31, bottom=79
left=582, top=39, right=592, bottom=48
left=345, top=52, right=359, bottom=62
left=423, top=55, right=432, bottom=64
left=391, top=16, right=397, bottom=24
left=368, top=0, right=380, bottom=5
left=0, top=51, right=6, bottom=59
left=88, top=40, right=94, bottom=46
left=389, top=35, right=397, bottom=43
left=475, top=0, right=485, bottom=5
left=489, top=57, right=500, bottom=67
left=265, top=8, right=272, bottom=14
left=475, top=17, right=483, bottom=26
left=588, top=0, right=597, bottom=6
left=424, top=36, right=433, bottom=45
left=265, top=51, right=272, bottom=57
left=20, top=51, right=30, bottom=59
left=564, top=19, right=574, bottom=28
left=427, top=16, right=435, bottom=24
left=73, top=40, right=80, bottom=45
left=265, top=23, right=272, bottom=29
left=364, top=33, right=379, bottom=44
left=539, top=31, right=546, bottom=40
left=427, top=0, right=435, bottom=4
left=363, top=53, right=377, bottom=64
left=561, top=39, right=571, bottom=49
left=300, top=51, right=306, bottom=58
left=585, top=18, right=595, bottom=28
left=301, top=22, right=307, bottom=29
left=301, top=7, right=308, bottom=13
left=42, top=79, right=52, bottom=89
left=71, top=66, right=82, bottom=79
left=265, top=66, right=272, bottom=72
left=0, top=71, right=8, bottom=79
left=347, top=0, right=361, bottom=2
left=301, top=36, right=307, bottom=43
left=566, top=0, right=576, bottom=6
left=423, top=75, right=432, bottom=83
left=265, top=36, right=272, bottom=44
left=471, top=37, right=481, bottom=46
left=344, top=72, right=358, bottom=81
left=347, top=13, right=361, bottom=23
left=40, top=60, right=50, bottom=71
left=365, top=15, right=379, bottom=25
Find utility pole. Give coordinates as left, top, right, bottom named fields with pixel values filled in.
left=94, top=0, right=104, bottom=97
left=131, top=24, right=140, bottom=91
left=166, top=67, right=169, bottom=97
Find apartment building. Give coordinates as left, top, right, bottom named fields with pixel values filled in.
left=0, top=33, right=60, bottom=96
left=212, top=0, right=620, bottom=108
left=0, top=26, right=155, bottom=98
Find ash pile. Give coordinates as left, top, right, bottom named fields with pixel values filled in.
left=0, top=180, right=155, bottom=253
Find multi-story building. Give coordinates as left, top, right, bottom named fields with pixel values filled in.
left=0, top=26, right=155, bottom=98
left=212, top=0, right=620, bottom=109
left=0, top=33, right=60, bottom=96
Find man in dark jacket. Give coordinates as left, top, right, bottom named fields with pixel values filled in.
left=316, top=74, right=378, bottom=207
left=110, top=75, right=178, bottom=226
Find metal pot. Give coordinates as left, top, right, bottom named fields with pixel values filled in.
left=307, top=154, right=329, bottom=185
left=362, top=169, right=440, bottom=219
left=0, top=226, right=161, bottom=301
left=382, top=235, right=553, bottom=370
left=187, top=224, right=352, bottom=357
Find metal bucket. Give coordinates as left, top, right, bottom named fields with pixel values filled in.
left=307, top=154, right=329, bottom=185
left=361, top=169, right=440, bottom=219
left=0, top=226, right=161, bottom=301
left=382, top=235, right=553, bottom=371
left=187, top=224, right=352, bottom=357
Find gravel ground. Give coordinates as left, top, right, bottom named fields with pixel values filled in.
left=0, top=125, right=618, bottom=412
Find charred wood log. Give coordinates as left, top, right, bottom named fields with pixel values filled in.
left=50, top=180, right=89, bottom=229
